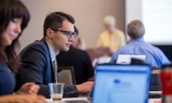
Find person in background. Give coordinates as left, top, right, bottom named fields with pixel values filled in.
left=110, top=20, right=171, bottom=67
left=16, top=12, right=93, bottom=98
left=72, top=27, right=86, bottom=50
left=56, top=26, right=94, bottom=84
left=97, top=15, right=126, bottom=53
left=0, top=0, right=47, bottom=103
left=75, top=36, right=86, bottom=50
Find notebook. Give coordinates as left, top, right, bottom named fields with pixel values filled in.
left=92, top=64, right=151, bottom=103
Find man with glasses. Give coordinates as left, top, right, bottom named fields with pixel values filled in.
left=56, top=26, right=94, bottom=85
left=15, top=12, right=93, bottom=98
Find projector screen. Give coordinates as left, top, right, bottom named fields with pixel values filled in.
left=125, top=0, right=172, bottom=45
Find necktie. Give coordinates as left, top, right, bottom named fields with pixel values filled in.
left=52, top=60, right=58, bottom=83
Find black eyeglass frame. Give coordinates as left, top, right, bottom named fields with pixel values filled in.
left=51, top=29, right=78, bottom=38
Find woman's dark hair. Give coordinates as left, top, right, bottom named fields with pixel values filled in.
left=43, top=12, right=75, bottom=37
left=0, top=0, right=30, bottom=73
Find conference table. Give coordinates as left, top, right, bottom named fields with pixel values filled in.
left=47, top=97, right=161, bottom=103
left=47, top=97, right=89, bottom=103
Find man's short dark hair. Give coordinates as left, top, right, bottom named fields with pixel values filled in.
left=127, top=20, right=145, bottom=39
left=43, top=12, right=75, bottom=37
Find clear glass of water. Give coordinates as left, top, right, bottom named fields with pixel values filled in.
left=48, top=83, right=64, bottom=101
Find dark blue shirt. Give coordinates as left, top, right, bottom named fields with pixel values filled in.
left=110, top=38, right=171, bottom=67
left=0, top=63, right=15, bottom=95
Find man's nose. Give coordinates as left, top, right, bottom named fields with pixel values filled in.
left=69, top=35, right=75, bottom=42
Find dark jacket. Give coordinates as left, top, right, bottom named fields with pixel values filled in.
left=15, top=38, right=78, bottom=98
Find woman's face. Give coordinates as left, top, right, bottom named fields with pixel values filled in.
left=1, top=18, right=22, bottom=46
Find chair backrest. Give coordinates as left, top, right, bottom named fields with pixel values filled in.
left=58, top=66, right=76, bottom=85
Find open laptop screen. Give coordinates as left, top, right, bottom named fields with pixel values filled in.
left=93, top=64, right=151, bottom=103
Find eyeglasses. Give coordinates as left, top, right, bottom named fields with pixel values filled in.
left=51, top=29, right=77, bottom=38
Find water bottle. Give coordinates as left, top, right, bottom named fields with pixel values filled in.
left=160, top=65, right=172, bottom=103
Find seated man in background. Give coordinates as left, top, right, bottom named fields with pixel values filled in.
left=97, top=15, right=126, bottom=53
left=110, top=20, right=171, bottom=67
left=16, top=12, right=93, bottom=98
left=56, top=26, right=94, bottom=84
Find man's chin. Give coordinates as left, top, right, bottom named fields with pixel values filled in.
left=62, top=47, right=69, bottom=51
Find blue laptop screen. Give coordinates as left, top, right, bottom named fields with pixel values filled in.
left=92, top=64, right=151, bottom=103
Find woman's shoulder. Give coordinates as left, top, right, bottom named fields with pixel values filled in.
left=0, top=63, right=8, bottom=70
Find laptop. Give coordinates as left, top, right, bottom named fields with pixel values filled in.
left=92, top=64, right=151, bottom=103
left=116, top=55, right=146, bottom=64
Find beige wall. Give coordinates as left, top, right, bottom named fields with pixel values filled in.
left=20, top=0, right=125, bottom=49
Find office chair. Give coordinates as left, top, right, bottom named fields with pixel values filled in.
left=58, top=66, right=76, bottom=85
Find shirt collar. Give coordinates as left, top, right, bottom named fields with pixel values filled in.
left=131, top=38, right=145, bottom=42
left=45, top=41, right=56, bottom=62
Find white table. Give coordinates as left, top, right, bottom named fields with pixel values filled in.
left=47, top=97, right=161, bottom=103
left=148, top=91, right=162, bottom=103
left=47, top=97, right=89, bottom=103
left=148, top=98, right=161, bottom=103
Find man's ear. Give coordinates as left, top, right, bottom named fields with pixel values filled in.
left=46, top=28, right=53, bottom=38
